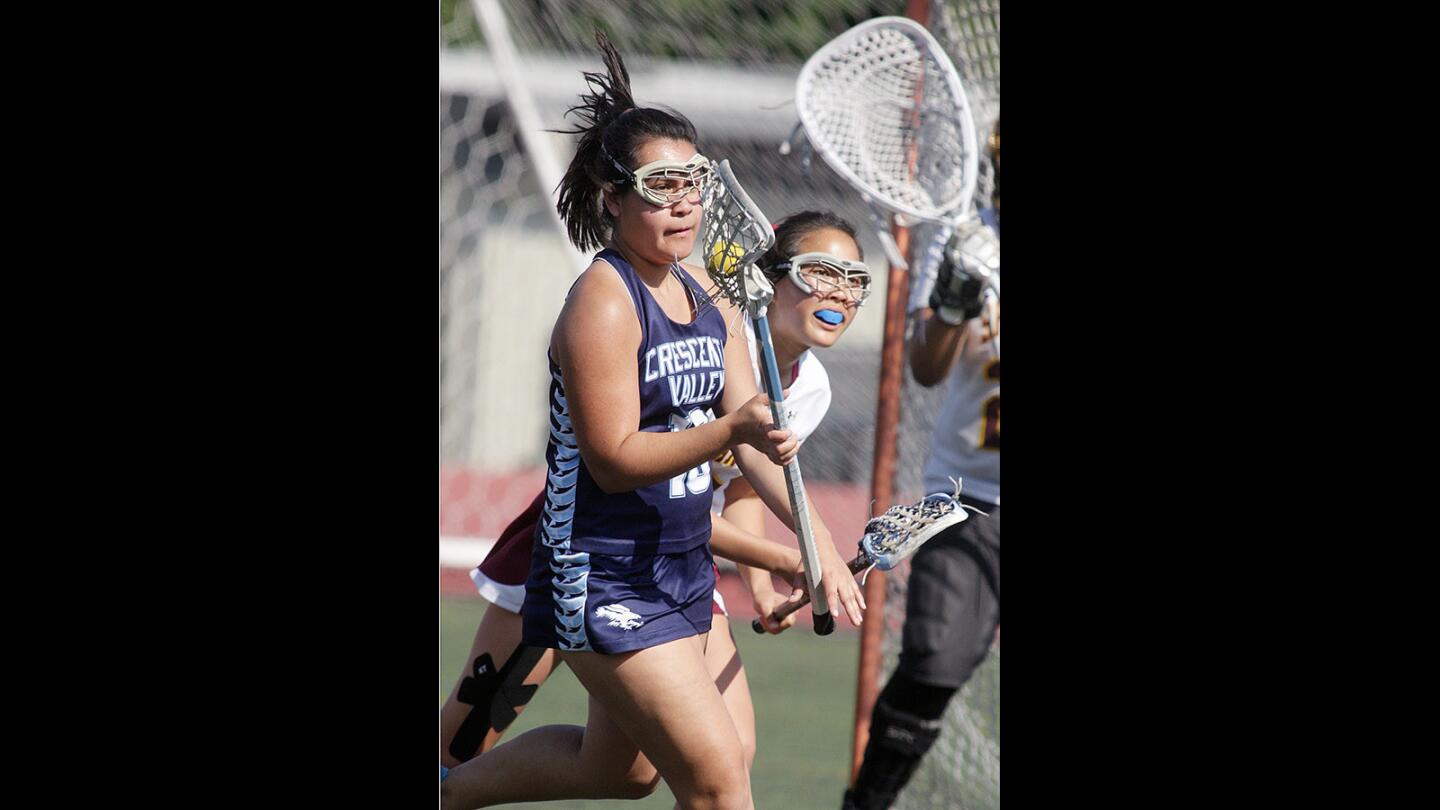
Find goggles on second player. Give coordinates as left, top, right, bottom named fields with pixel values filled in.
left=774, top=252, right=874, bottom=306
left=604, top=146, right=714, bottom=207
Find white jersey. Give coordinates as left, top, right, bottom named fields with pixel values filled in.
left=710, top=318, right=831, bottom=513
left=908, top=210, right=1000, bottom=506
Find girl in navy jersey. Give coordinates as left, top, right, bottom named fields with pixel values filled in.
left=440, top=32, right=863, bottom=810
left=439, top=211, right=872, bottom=774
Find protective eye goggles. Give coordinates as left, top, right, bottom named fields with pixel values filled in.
left=774, top=252, right=873, bottom=306
left=603, top=146, right=714, bottom=207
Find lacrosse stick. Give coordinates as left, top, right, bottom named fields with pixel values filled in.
left=752, top=489, right=973, bottom=633
left=700, top=158, right=835, bottom=636
left=791, top=16, right=999, bottom=354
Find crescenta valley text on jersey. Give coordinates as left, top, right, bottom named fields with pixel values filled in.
left=641, top=335, right=726, bottom=409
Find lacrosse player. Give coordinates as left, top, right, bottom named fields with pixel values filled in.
left=440, top=210, right=873, bottom=777
left=711, top=209, right=873, bottom=635
left=441, top=32, right=863, bottom=810
left=843, top=118, right=1001, bottom=810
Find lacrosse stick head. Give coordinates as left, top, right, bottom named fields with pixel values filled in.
left=859, top=490, right=970, bottom=571
left=698, top=159, right=777, bottom=315
left=794, top=16, right=980, bottom=225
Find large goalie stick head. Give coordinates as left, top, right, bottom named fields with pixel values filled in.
left=697, top=159, right=777, bottom=316
left=792, top=17, right=982, bottom=274
left=795, top=16, right=979, bottom=225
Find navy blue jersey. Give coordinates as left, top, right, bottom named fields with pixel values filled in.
left=539, top=249, right=729, bottom=558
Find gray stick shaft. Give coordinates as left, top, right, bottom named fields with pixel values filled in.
left=751, top=313, right=831, bottom=622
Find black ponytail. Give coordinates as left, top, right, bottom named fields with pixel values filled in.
left=553, top=30, right=701, bottom=252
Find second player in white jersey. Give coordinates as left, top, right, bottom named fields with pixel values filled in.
left=704, top=210, right=872, bottom=646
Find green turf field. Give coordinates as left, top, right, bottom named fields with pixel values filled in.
left=442, top=597, right=861, bottom=809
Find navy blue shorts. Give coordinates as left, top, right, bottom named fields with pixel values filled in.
left=521, top=540, right=716, bottom=654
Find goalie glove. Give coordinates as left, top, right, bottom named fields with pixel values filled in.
left=928, top=218, right=1000, bottom=326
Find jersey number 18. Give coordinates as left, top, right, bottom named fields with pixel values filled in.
left=669, top=408, right=714, bottom=497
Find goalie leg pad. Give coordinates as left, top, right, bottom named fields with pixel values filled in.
left=847, top=684, right=952, bottom=810
left=447, top=646, right=545, bottom=761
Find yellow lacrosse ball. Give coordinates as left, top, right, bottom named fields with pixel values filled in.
left=707, top=240, right=745, bottom=277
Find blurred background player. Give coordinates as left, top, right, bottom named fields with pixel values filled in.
left=440, top=211, right=875, bottom=788
left=843, top=116, right=1000, bottom=810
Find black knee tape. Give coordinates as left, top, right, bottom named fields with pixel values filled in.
left=849, top=697, right=946, bottom=809
left=448, top=646, right=544, bottom=761
left=879, top=672, right=959, bottom=721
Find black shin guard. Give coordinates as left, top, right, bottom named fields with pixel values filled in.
left=846, top=680, right=956, bottom=810
left=447, top=645, right=544, bottom=762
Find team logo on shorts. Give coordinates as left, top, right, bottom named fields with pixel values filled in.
left=594, top=604, right=645, bottom=630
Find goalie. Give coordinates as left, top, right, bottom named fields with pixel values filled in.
left=845, top=119, right=1001, bottom=810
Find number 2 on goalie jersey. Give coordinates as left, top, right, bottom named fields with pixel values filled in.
left=980, top=359, right=999, bottom=451
left=669, top=408, right=714, bottom=497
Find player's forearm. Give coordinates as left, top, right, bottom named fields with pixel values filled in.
left=732, top=445, right=837, bottom=551
left=909, top=308, right=968, bottom=387
left=586, top=418, right=737, bottom=493
left=735, top=562, right=786, bottom=603
left=709, top=514, right=801, bottom=580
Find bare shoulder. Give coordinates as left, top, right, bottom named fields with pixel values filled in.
left=554, top=259, right=641, bottom=358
